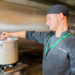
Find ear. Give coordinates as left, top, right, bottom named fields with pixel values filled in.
left=58, top=13, right=64, bottom=21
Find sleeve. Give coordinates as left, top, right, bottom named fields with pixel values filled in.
left=25, top=31, right=48, bottom=44
left=69, top=39, right=75, bottom=75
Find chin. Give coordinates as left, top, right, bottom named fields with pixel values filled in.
left=50, top=28, right=56, bottom=31
left=50, top=29, right=54, bottom=31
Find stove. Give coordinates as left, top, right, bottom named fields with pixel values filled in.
left=0, top=62, right=29, bottom=75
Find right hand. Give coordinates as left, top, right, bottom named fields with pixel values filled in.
left=1, top=32, right=11, bottom=40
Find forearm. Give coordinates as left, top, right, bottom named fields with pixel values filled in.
left=10, top=31, right=26, bottom=38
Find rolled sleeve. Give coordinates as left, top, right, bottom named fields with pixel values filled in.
left=25, top=31, right=47, bottom=44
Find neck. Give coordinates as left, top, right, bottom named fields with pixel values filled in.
left=55, top=22, right=68, bottom=37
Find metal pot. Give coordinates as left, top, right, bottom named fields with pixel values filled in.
left=0, top=37, right=18, bottom=65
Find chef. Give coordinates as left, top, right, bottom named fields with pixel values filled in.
left=1, top=4, right=75, bottom=75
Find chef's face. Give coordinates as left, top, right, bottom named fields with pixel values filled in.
left=46, top=14, right=60, bottom=31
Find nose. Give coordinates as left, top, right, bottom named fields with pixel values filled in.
left=46, top=20, right=49, bottom=26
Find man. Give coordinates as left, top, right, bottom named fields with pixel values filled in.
left=1, top=5, right=75, bottom=75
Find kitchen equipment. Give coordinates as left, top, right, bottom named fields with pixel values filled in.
left=0, top=63, right=29, bottom=75
left=0, top=37, right=18, bottom=65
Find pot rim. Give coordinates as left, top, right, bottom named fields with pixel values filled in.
left=0, top=37, right=18, bottom=43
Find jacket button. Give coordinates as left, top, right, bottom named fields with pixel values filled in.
left=49, top=65, right=51, bottom=67
left=43, top=61, right=45, bottom=63
left=53, top=53, right=55, bottom=54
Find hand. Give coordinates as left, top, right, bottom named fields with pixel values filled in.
left=1, top=32, right=10, bottom=40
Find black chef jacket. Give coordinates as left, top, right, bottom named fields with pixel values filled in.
left=25, top=30, right=75, bottom=75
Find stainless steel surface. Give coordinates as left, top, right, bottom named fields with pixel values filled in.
left=0, top=37, right=18, bottom=65
left=0, top=1, right=48, bottom=32
left=2, top=0, right=50, bottom=10
left=34, top=9, right=47, bottom=31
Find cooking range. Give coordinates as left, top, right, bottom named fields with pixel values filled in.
left=0, top=37, right=29, bottom=75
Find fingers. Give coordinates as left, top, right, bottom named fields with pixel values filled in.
left=1, top=32, right=6, bottom=39
left=1, top=32, right=10, bottom=39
